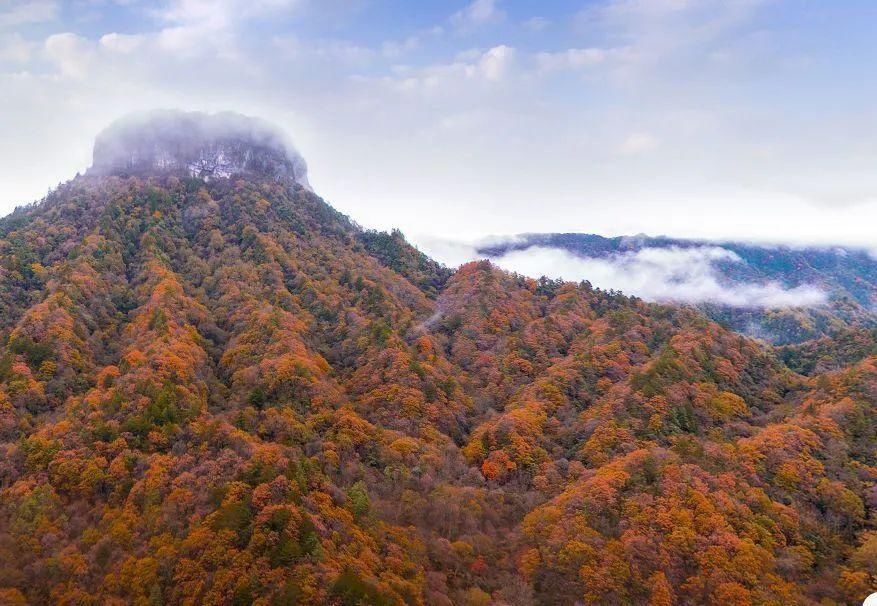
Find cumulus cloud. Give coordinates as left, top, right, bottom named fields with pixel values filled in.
left=44, top=33, right=94, bottom=78
left=478, top=45, right=514, bottom=81
left=420, top=241, right=826, bottom=308
left=99, top=32, right=146, bottom=54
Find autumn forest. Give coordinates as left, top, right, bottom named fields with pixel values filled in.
left=0, top=162, right=875, bottom=605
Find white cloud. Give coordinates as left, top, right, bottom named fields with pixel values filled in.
left=589, top=0, right=767, bottom=38
left=575, top=0, right=771, bottom=83
left=379, top=44, right=516, bottom=93
left=415, top=237, right=829, bottom=308
left=148, top=0, right=302, bottom=55
left=0, top=33, right=33, bottom=63
left=536, top=48, right=607, bottom=72
left=414, top=233, right=530, bottom=267
left=274, top=35, right=376, bottom=68
left=618, top=132, right=659, bottom=155
left=44, top=33, right=94, bottom=78
left=0, top=0, right=58, bottom=28
left=160, top=0, right=232, bottom=26
left=159, top=0, right=300, bottom=27
left=381, top=35, right=420, bottom=59
left=414, top=235, right=486, bottom=268
left=490, top=245, right=827, bottom=308
left=452, top=0, right=505, bottom=31
left=478, top=45, right=514, bottom=81
left=99, top=32, right=146, bottom=54
left=522, top=16, right=550, bottom=32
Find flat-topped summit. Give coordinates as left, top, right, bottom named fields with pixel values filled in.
left=88, top=110, right=309, bottom=186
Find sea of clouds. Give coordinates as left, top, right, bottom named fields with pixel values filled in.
left=417, top=237, right=827, bottom=308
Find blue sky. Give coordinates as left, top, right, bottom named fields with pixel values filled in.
left=2, top=0, right=877, bottom=252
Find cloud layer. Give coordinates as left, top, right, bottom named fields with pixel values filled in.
left=493, top=245, right=827, bottom=307
left=417, top=237, right=827, bottom=308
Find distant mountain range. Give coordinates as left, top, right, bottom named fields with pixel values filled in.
left=477, top=233, right=877, bottom=347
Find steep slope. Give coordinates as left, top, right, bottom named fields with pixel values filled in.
left=0, top=115, right=874, bottom=605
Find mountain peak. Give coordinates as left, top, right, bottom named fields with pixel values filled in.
left=87, top=110, right=309, bottom=186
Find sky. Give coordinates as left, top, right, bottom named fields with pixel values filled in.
left=2, top=0, right=877, bottom=254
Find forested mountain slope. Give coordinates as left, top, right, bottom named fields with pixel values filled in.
left=0, top=118, right=874, bottom=605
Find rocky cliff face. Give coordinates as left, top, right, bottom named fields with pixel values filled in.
left=88, top=110, right=310, bottom=186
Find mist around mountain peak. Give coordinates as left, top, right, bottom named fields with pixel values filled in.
left=88, top=109, right=310, bottom=187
